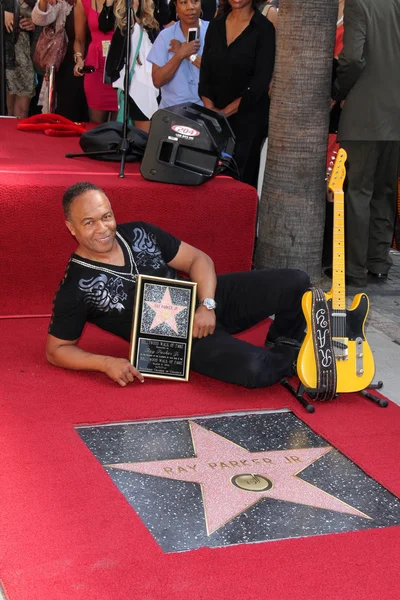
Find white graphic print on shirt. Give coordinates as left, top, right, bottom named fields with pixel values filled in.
left=78, top=274, right=128, bottom=313
left=132, top=227, right=166, bottom=270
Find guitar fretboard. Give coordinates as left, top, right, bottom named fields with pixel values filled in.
left=332, top=190, right=346, bottom=311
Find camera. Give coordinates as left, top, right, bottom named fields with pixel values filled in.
left=80, top=65, right=95, bottom=74
left=187, top=28, right=199, bottom=43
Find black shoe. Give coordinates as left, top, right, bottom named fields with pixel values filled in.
left=266, top=336, right=301, bottom=378
left=273, top=337, right=302, bottom=350
left=265, top=335, right=302, bottom=351
left=368, top=270, right=388, bottom=281
left=273, top=338, right=301, bottom=378
left=265, top=333, right=276, bottom=350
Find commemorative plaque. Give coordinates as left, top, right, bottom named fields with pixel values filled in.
left=130, top=275, right=197, bottom=381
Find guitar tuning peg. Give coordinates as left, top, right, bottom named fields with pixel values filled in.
left=327, top=167, right=332, bottom=173
left=329, top=161, right=334, bottom=166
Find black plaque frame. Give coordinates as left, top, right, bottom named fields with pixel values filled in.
left=130, top=275, right=197, bottom=381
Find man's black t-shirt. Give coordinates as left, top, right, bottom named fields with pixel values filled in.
left=49, top=222, right=181, bottom=342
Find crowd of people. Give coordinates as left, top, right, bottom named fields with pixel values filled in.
left=3, top=0, right=277, bottom=186
left=3, top=0, right=400, bottom=282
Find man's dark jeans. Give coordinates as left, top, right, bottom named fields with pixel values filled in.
left=191, top=269, right=310, bottom=388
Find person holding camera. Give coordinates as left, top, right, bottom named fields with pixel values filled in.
left=147, top=0, right=209, bottom=108
left=167, top=0, right=216, bottom=25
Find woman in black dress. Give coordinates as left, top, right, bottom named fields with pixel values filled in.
left=199, top=0, right=275, bottom=187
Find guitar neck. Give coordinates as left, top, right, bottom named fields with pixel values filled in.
left=332, top=190, right=346, bottom=311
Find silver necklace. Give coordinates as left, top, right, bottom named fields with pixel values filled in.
left=71, top=232, right=139, bottom=283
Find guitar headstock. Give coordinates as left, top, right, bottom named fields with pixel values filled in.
left=327, top=148, right=347, bottom=194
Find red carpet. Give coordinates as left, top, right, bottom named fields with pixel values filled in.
left=0, top=119, right=257, bottom=315
left=0, top=317, right=399, bottom=600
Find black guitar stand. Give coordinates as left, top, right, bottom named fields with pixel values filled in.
left=280, top=378, right=388, bottom=413
left=359, top=381, right=388, bottom=407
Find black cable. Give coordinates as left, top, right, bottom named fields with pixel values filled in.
left=230, top=156, right=241, bottom=180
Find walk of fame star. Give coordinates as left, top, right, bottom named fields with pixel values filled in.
left=145, top=287, right=186, bottom=334
left=106, top=422, right=371, bottom=535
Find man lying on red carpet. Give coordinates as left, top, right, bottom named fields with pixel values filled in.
left=46, top=182, right=310, bottom=388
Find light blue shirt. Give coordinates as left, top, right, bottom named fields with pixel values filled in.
left=147, top=20, right=209, bottom=109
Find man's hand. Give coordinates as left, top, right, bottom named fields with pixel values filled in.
left=4, top=11, right=14, bottom=33
left=193, top=306, right=216, bottom=339
left=103, top=357, right=144, bottom=387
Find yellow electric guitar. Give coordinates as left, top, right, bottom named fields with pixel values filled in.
left=297, top=148, right=375, bottom=394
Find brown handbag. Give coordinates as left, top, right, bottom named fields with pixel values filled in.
left=33, top=24, right=67, bottom=74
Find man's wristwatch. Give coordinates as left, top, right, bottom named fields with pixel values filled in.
left=199, top=298, right=217, bottom=310
left=189, top=54, right=198, bottom=63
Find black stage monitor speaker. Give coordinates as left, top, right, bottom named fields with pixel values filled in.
left=140, top=103, right=236, bottom=185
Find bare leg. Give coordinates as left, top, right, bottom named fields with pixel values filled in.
left=89, top=108, right=110, bottom=124
left=13, top=95, right=31, bottom=119
left=134, top=120, right=151, bottom=133
left=6, top=92, right=15, bottom=117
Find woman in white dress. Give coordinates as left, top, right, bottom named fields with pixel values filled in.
left=100, top=0, right=159, bottom=132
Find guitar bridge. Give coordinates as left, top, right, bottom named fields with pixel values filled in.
left=333, top=337, right=348, bottom=361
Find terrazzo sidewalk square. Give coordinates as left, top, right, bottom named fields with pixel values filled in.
left=77, top=410, right=400, bottom=553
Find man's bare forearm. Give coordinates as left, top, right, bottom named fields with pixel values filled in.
left=46, top=342, right=110, bottom=373
left=188, top=253, right=217, bottom=301
left=46, top=337, right=143, bottom=386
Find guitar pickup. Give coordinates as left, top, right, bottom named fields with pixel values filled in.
left=332, top=338, right=349, bottom=361
left=333, top=340, right=348, bottom=350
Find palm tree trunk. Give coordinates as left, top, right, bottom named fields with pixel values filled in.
left=255, top=0, right=338, bottom=281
